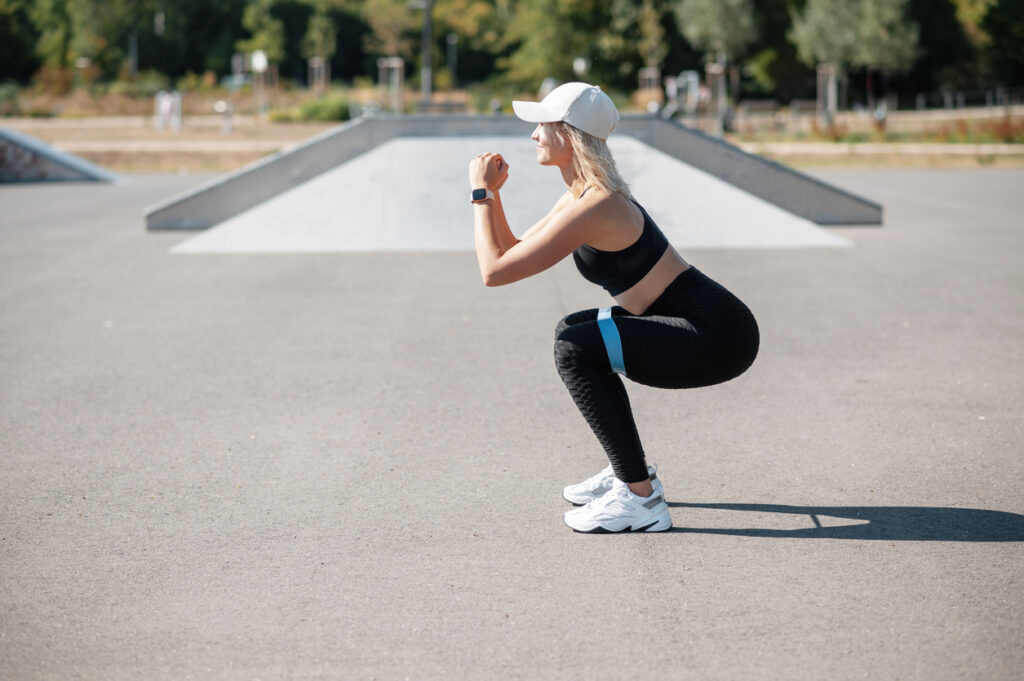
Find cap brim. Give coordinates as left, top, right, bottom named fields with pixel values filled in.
left=512, top=100, right=560, bottom=124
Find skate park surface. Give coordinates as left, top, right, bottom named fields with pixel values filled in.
left=1, top=159, right=1022, bottom=679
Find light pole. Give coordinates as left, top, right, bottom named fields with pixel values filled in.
left=705, top=60, right=725, bottom=137
left=409, top=0, right=434, bottom=105
left=252, top=50, right=268, bottom=121
left=447, top=32, right=458, bottom=89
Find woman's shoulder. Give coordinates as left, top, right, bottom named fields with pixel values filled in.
left=549, top=187, right=633, bottom=227
left=546, top=189, right=640, bottom=248
left=577, top=186, right=634, bottom=207
left=576, top=189, right=639, bottom=227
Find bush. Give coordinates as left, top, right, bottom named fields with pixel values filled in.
left=176, top=71, right=218, bottom=93
left=987, top=116, right=1024, bottom=144
left=810, top=120, right=849, bottom=142
left=936, top=117, right=1024, bottom=144
left=0, top=82, right=20, bottom=116
left=267, top=93, right=352, bottom=122
left=297, top=93, right=350, bottom=121
left=267, top=107, right=299, bottom=122
left=31, top=65, right=73, bottom=95
left=352, top=76, right=375, bottom=90
left=469, top=81, right=516, bottom=114
left=108, top=70, right=171, bottom=98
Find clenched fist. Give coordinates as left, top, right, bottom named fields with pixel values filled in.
left=469, top=152, right=510, bottom=191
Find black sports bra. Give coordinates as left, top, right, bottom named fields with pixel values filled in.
left=572, top=199, right=669, bottom=296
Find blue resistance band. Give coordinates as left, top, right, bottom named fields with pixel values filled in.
left=596, top=307, right=626, bottom=376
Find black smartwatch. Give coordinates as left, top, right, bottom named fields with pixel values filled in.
left=471, top=188, right=495, bottom=203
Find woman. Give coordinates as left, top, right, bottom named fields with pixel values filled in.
left=469, top=82, right=759, bottom=533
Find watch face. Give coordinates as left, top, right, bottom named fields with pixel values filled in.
left=472, top=188, right=487, bottom=201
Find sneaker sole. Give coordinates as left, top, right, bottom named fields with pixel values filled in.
left=564, top=518, right=673, bottom=533
left=563, top=509, right=673, bottom=534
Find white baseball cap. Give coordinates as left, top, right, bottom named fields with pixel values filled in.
left=512, top=82, right=619, bottom=140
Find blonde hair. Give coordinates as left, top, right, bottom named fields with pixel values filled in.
left=550, top=122, right=632, bottom=199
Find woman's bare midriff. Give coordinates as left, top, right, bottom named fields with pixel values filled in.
left=614, top=248, right=690, bottom=315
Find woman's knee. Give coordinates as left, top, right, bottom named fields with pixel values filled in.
left=554, top=324, right=608, bottom=379
left=554, top=309, right=598, bottom=339
left=553, top=324, right=600, bottom=378
left=553, top=336, right=582, bottom=377
left=554, top=315, right=572, bottom=339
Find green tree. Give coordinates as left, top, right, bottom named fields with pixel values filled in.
left=237, top=0, right=286, bottom=63
left=501, top=0, right=615, bottom=90
left=301, top=9, right=336, bottom=62
left=302, top=5, right=336, bottom=94
left=982, top=0, right=1024, bottom=85
left=948, top=0, right=995, bottom=82
left=789, top=0, right=860, bottom=121
left=855, top=0, right=919, bottom=108
left=603, top=0, right=670, bottom=75
left=905, top=0, right=975, bottom=91
left=675, top=0, right=756, bottom=122
left=500, top=0, right=572, bottom=88
left=953, top=0, right=996, bottom=49
left=68, top=0, right=143, bottom=80
left=789, top=0, right=860, bottom=73
left=856, top=0, right=919, bottom=73
left=0, top=0, right=41, bottom=83
left=741, top=0, right=812, bottom=101
left=603, top=0, right=667, bottom=71
left=434, top=0, right=507, bottom=84
left=638, top=0, right=667, bottom=68
left=362, top=0, right=418, bottom=59
left=674, top=0, right=757, bottom=64
left=320, top=1, right=372, bottom=81
left=30, top=0, right=74, bottom=70
left=436, top=0, right=505, bottom=50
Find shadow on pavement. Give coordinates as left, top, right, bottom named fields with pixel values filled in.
left=664, top=503, right=1024, bottom=541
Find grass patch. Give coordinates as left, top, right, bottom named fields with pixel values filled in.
left=269, top=93, right=352, bottom=122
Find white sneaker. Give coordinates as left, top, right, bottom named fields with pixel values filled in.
left=562, top=463, right=663, bottom=506
left=563, top=478, right=672, bottom=533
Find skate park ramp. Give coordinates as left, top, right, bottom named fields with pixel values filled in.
left=171, top=135, right=852, bottom=252
left=0, top=127, right=119, bottom=183
left=155, top=116, right=879, bottom=252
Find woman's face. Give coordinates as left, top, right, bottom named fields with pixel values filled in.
left=532, top=123, right=572, bottom=167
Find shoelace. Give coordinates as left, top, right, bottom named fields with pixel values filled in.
left=583, top=481, right=629, bottom=511
left=581, top=466, right=613, bottom=490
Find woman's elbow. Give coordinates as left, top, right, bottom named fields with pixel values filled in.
left=481, top=271, right=504, bottom=287
left=481, top=267, right=514, bottom=287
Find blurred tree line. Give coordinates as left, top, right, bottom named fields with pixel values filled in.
left=1, top=0, right=1021, bottom=102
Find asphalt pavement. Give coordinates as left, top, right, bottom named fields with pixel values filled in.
left=1, top=166, right=1022, bottom=680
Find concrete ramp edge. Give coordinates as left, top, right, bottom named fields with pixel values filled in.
left=640, top=117, right=882, bottom=225
left=144, top=117, right=394, bottom=230
left=1, top=127, right=120, bottom=183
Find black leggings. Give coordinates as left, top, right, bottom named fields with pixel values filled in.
left=553, top=267, right=759, bottom=483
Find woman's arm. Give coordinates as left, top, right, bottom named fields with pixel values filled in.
left=490, top=192, right=519, bottom=252
left=490, top=188, right=572, bottom=250
left=518, top=190, right=574, bottom=240
left=475, top=204, right=593, bottom=286
left=470, top=153, right=597, bottom=287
